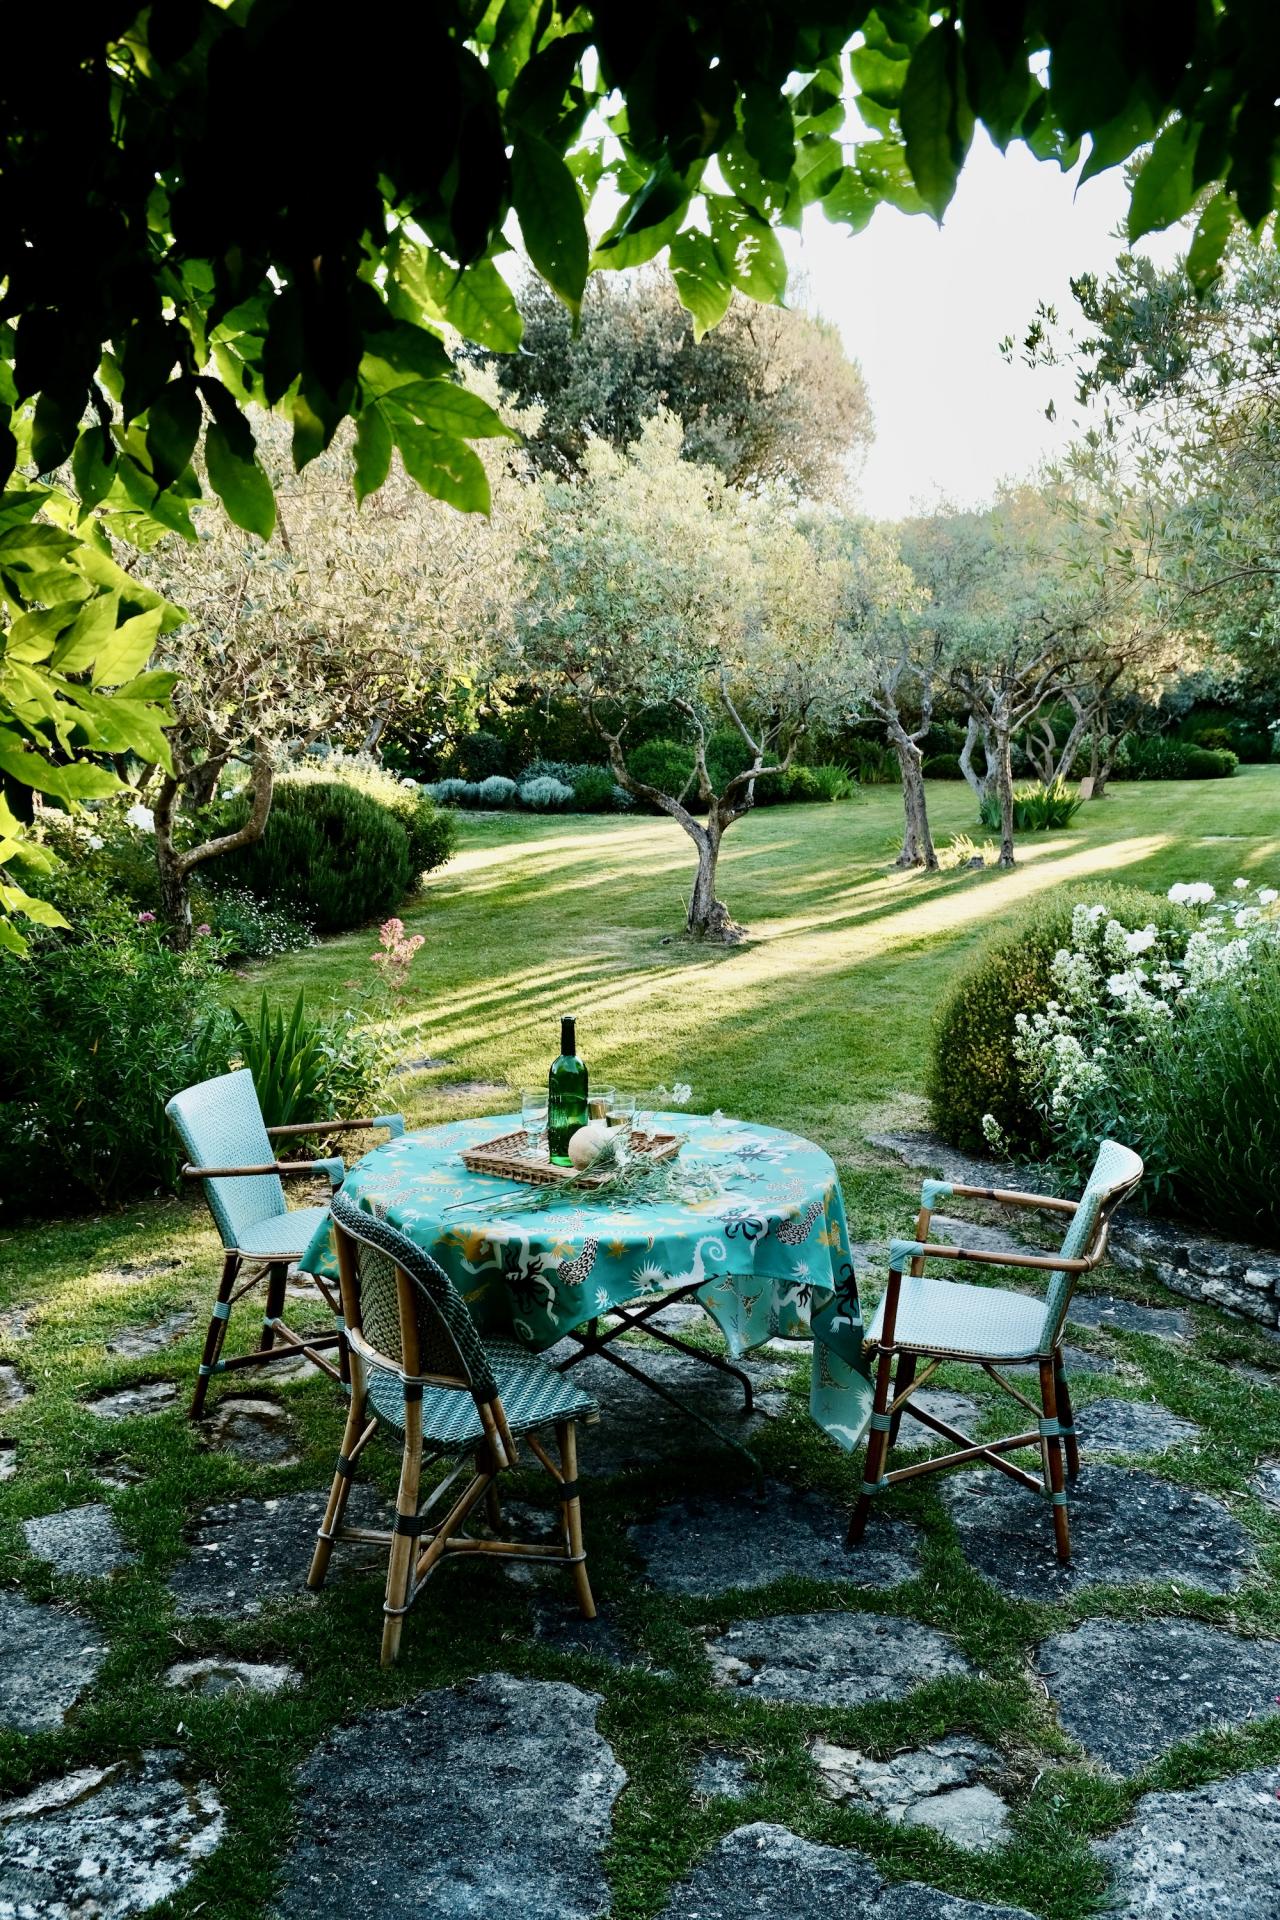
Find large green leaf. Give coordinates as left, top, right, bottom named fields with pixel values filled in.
left=385, top=379, right=517, bottom=440
left=1186, top=189, right=1237, bottom=290
left=391, top=419, right=491, bottom=514
left=511, top=131, right=590, bottom=315
left=145, top=379, right=202, bottom=490
left=71, top=428, right=118, bottom=513
left=418, top=253, right=523, bottom=353
left=706, top=201, right=788, bottom=303
left=205, top=421, right=276, bottom=538
left=1128, top=119, right=1200, bottom=240
left=901, top=21, right=974, bottom=221
left=668, top=231, right=733, bottom=341
left=353, top=404, right=393, bottom=504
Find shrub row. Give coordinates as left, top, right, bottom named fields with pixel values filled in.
left=1113, top=734, right=1239, bottom=780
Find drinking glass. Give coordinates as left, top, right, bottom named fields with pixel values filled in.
left=606, top=1090, right=637, bottom=1133
left=587, top=1088, right=616, bottom=1124
left=520, top=1089, right=549, bottom=1150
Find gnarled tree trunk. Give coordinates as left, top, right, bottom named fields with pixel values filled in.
left=990, top=706, right=1017, bottom=868
left=959, top=713, right=996, bottom=808
left=890, top=732, right=937, bottom=870
left=153, top=746, right=275, bottom=950
left=686, top=810, right=743, bottom=941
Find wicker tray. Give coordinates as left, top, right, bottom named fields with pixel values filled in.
left=461, top=1127, right=682, bottom=1188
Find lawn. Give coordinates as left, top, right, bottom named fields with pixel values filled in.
left=2, top=769, right=1279, bottom=1920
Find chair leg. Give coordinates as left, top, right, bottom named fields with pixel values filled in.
left=259, top=1260, right=288, bottom=1351
left=381, top=1404, right=423, bottom=1667
left=308, top=1394, right=368, bottom=1592
left=889, top=1353, right=917, bottom=1444
left=555, top=1419, right=596, bottom=1620
left=482, top=1441, right=502, bottom=1530
left=191, top=1252, right=240, bottom=1419
left=847, top=1347, right=895, bottom=1547
left=1054, top=1350, right=1079, bottom=1481
left=1039, top=1357, right=1071, bottom=1563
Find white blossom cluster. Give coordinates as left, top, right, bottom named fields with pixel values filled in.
left=982, top=879, right=1279, bottom=1156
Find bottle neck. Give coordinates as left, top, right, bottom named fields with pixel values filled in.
left=560, top=1015, right=576, bottom=1057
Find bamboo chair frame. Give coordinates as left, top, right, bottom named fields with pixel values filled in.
left=170, top=1088, right=403, bottom=1417
left=849, top=1150, right=1143, bottom=1565
left=309, top=1193, right=597, bottom=1666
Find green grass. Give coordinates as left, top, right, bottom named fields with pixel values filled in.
left=2, top=769, right=1279, bottom=1919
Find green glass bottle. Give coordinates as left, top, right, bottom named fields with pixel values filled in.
left=547, top=1014, right=589, bottom=1165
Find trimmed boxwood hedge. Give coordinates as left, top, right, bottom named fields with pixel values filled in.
left=926, top=884, right=1194, bottom=1156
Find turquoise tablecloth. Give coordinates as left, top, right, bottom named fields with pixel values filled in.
left=298, top=1112, right=876, bottom=1451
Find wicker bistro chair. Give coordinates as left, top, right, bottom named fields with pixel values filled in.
left=166, top=1068, right=404, bottom=1417
left=309, top=1188, right=599, bottom=1666
left=849, top=1138, right=1144, bottom=1564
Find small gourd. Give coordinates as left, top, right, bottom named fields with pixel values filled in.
left=567, top=1121, right=611, bottom=1170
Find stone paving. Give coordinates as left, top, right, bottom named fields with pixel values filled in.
left=0, top=1593, right=106, bottom=1732
left=168, top=1486, right=386, bottom=1619
left=812, top=1734, right=1011, bottom=1851
left=204, top=1393, right=302, bottom=1465
left=1037, top=1618, right=1280, bottom=1775
left=85, top=1378, right=181, bottom=1420
left=628, top=1479, right=919, bottom=1595
left=0, top=1751, right=224, bottom=1915
left=23, top=1500, right=136, bottom=1577
left=942, top=1464, right=1254, bottom=1599
left=1093, top=1768, right=1280, bottom=1919
left=276, top=1675, right=625, bottom=1920
left=165, top=1656, right=301, bottom=1696
left=1066, top=1294, right=1190, bottom=1341
left=559, top=1344, right=788, bottom=1475
left=707, top=1612, right=971, bottom=1708
left=0, top=1360, right=28, bottom=1411
left=106, top=1311, right=195, bottom=1357
left=1071, top=1397, right=1201, bottom=1457
left=655, top=1824, right=1037, bottom=1919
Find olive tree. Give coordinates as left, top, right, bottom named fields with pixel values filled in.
left=512, top=414, right=851, bottom=940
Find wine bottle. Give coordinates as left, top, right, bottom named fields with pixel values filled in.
left=547, top=1014, right=589, bottom=1165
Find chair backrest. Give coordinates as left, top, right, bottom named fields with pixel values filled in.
left=165, top=1068, right=286, bottom=1251
left=329, top=1188, right=497, bottom=1400
left=1040, top=1138, right=1144, bottom=1349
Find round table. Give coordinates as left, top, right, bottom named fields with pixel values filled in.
left=298, top=1112, right=876, bottom=1451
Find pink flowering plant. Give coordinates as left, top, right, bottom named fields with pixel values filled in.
left=371, top=917, right=425, bottom=996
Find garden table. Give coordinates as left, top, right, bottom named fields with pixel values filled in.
left=297, top=1112, right=877, bottom=1458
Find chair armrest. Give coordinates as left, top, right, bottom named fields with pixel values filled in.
left=265, top=1113, right=406, bottom=1140
left=182, top=1157, right=346, bottom=1188
left=889, top=1236, right=1094, bottom=1275
left=920, top=1177, right=1077, bottom=1217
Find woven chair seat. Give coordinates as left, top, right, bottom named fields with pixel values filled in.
left=366, top=1339, right=598, bottom=1449
left=234, top=1206, right=330, bottom=1260
left=867, top=1273, right=1048, bottom=1361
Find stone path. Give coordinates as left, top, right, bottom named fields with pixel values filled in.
left=165, top=1656, right=300, bottom=1696
left=106, top=1311, right=195, bottom=1357
left=23, top=1501, right=136, bottom=1577
left=1006, top=1345, right=1117, bottom=1379
left=169, top=1487, right=384, bottom=1619
left=0, top=1593, right=106, bottom=1732
left=1072, top=1398, right=1201, bottom=1457
left=1037, top=1617, right=1280, bottom=1775
left=96, top=1255, right=183, bottom=1284
left=204, top=1394, right=301, bottom=1465
left=694, top=1750, right=754, bottom=1799
left=1067, top=1294, right=1190, bottom=1340
left=813, top=1734, right=1012, bottom=1851
left=656, top=1824, right=1037, bottom=1919
left=706, top=1612, right=970, bottom=1708
left=0, top=1750, right=223, bottom=1916
left=896, top=1389, right=980, bottom=1438
left=86, top=1379, right=180, bottom=1421
left=555, top=1345, right=788, bottom=1476
left=1252, top=1460, right=1280, bottom=1509
left=942, top=1465, right=1253, bottom=1599
left=528, top=1590, right=641, bottom=1667
left=0, top=1360, right=28, bottom=1411
left=1093, top=1767, right=1280, bottom=1918
left=276, top=1675, right=625, bottom=1920
left=628, top=1479, right=918, bottom=1595
left=0, top=1438, right=15, bottom=1481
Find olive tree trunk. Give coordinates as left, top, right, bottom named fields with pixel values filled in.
left=890, top=733, right=938, bottom=870
left=153, top=747, right=275, bottom=950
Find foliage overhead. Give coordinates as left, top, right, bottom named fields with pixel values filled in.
left=483, top=270, right=872, bottom=498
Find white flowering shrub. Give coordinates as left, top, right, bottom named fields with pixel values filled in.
left=983, top=878, right=1280, bottom=1218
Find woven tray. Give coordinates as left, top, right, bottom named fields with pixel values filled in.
left=461, top=1126, right=682, bottom=1188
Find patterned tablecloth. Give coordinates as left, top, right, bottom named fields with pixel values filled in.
left=298, top=1111, right=876, bottom=1451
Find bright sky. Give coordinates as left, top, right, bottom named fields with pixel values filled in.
left=784, top=129, right=1189, bottom=522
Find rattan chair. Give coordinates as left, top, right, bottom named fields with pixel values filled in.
left=166, top=1068, right=404, bottom=1416
left=849, top=1138, right=1143, bottom=1563
left=309, top=1187, right=599, bottom=1665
